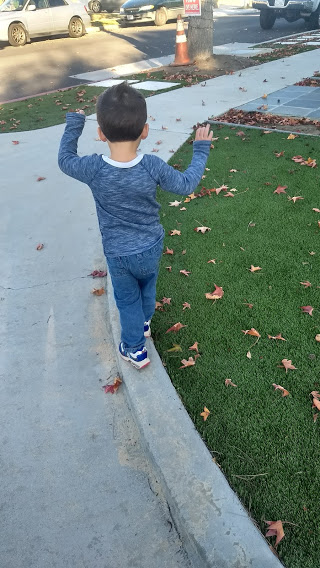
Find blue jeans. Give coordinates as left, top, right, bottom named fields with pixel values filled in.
left=106, top=238, right=163, bottom=351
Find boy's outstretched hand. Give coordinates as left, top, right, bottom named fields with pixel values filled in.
left=195, top=123, right=213, bottom=141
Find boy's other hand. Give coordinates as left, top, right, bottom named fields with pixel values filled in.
left=76, top=110, right=85, bottom=115
left=195, top=124, right=213, bottom=142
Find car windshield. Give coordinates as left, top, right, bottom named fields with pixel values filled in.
left=0, top=0, right=28, bottom=11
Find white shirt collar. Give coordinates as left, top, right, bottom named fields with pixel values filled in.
left=102, top=154, right=144, bottom=168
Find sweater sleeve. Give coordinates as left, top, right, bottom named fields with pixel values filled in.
left=58, top=113, right=101, bottom=184
left=145, top=140, right=211, bottom=196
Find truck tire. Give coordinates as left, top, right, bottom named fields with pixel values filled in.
left=259, top=10, right=276, bottom=29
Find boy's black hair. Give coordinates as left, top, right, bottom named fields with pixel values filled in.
left=96, top=82, right=147, bottom=143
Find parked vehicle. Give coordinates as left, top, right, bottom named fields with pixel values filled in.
left=88, top=0, right=123, bottom=13
left=252, top=0, right=320, bottom=29
left=120, top=0, right=184, bottom=26
left=0, top=0, right=90, bottom=46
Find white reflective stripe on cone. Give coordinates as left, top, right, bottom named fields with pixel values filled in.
left=176, top=34, right=187, bottom=43
left=177, top=20, right=184, bottom=31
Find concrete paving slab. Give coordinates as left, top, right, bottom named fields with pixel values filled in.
left=89, top=79, right=139, bottom=87
left=70, top=55, right=174, bottom=82
left=135, top=80, right=180, bottom=91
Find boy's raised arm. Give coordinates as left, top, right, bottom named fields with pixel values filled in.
left=58, top=112, right=101, bottom=184
left=156, top=125, right=213, bottom=196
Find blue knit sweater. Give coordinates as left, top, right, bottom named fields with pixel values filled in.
left=58, top=113, right=211, bottom=257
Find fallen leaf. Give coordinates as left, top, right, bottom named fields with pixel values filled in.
left=301, top=305, right=313, bottom=316
left=207, top=259, right=216, bottom=264
left=315, top=334, right=320, bottom=342
left=37, top=176, right=46, bottom=182
left=169, top=200, right=182, bottom=207
left=236, top=131, right=245, bottom=137
left=181, top=249, right=186, bottom=255
left=265, top=520, right=285, bottom=547
left=224, top=192, right=235, bottom=197
left=189, top=341, right=199, bottom=353
left=300, top=281, right=311, bottom=288
left=309, top=251, right=316, bottom=256
left=36, top=243, right=44, bottom=250
left=167, top=343, right=182, bottom=352
left=225, top=378, right=237, bottom=387
left=169, top=229, right=181, bottom=236
left=165, top=266, right=172, bottom=272
left=194, top=226, right=211, bottom=233
left=183, top=302, right=191, bottom=310
left=91, top=288, right=105, bottom=296
left=155, top=140, right=162, bottom=145
left=289, top=196, right=304, bottom=203
left=151, top=148, right=159, bottom=153
left=272, top=383, right=290, bottom=397
left=274, top=151, right=284, bottom=157
left=180, top=356, right=196, bottom=369
left=180, top=207, right=187, bottom=211
left=103, top=376, right=122, bottom=394
left=162, top=125, right=168, bottom=130
left=246, top=351, right=252, bottom=359
left=242, top=328, right=261, bottom=338
left=287, top=133, right=297, bottom=139
left=279, top=358, right=297, bottom=372
left=312, top=208, right=320, bottom=213
left=155, top=301, right=163, bottom=310
left=205, top=284, right=224, bottom=300
left=249, top=265, right=262, bottom=272
left=163, top=247, right=174, bottom=255
left=180, top=269, right=191, bottom=276
left=89, top=270, right=107, bottom=278
left=166, top=322, right=187, bottom=333
left=274, top=185, right=287, bottom=194
left=12, top=140, right=19, bottom=145
left=268, top=333, right=286, bottom=341
left=244, top=302, right=253, bottom=309
left=262, top=94, right=268, bottom=99
left=229, top=168, right=238, bottom=172
left=312, top=398, right=320, bottom=411
left=310, top=391, right=320, bottom=399
left=200, top=406, right=210, bottom=421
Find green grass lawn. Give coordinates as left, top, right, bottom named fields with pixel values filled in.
left=153, top=126, right=320, bottom=568
left=0, top=83, right=178, bottom=133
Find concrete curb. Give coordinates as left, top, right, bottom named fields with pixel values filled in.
left=106, top=274, right=283, bottom=567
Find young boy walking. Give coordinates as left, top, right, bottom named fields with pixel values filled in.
left=58, top=82, right=212, bottom=370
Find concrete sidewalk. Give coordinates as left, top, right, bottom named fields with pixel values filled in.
left=2, top=48, right=319, bottom=567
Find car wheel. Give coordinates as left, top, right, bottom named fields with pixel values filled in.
left=154, top=7, right=167, bottom=26
left=306, top=7, right=320, bottom=29
left=90, top=0, right=101, bottom=13
left=68, top=16, right=85, bottom=38
left=8, top=22, right=27, bottom=47
left=259, top=10, right=276, bottom=29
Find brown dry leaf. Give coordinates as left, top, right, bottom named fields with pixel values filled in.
left=207, top=259, right=216, bottom=264
left=89, top=270, right=107, bottom=278
left=36, top=243, right=44, bottom=250
left=155, top=301, right=163, bottom=310
left=189, top=341, right=199, bottom=353
left=312, top=208, right=320, bottom=213
left=224, top=192, right=235, bottom=198
left=300, top=280, right=311, bottom=288
left=246, top=351, right=252, bottom=359
left=166, top=322, right=187, bottom=333
left=169, top=229, right=181, bottom=236
left=249, top=265, right=262, bottom=272
left=265, top=520, right=285, bottom=547
left=200, top=406, right=210, bottom=421
left=289, top=196, right=304, bottom=203
left=167, top=343, right=182, bottom=352
left=180, top=207, right=187, bottom=211
left=229, top=169, right=238, bottom=172
left=194, top=226, right=211, bottom=233
left=163, top=247, right=174, bottom=255
left=262, top=93, right=268, bottom=99
left=37, top=176, right=46, bottom=182
left=180, top=356, right=196, bottom=369
left=312, top=397, right=320, bottom=411
left=236, top=130, right=245, bottom=137
left=225, top=378, right=237, bottom=387
left=272, top=383, right=290, bottom=397
left=151, top=148, right=159, bottom=153
left=205, top=284, right=224, bottom=300
left=309, top=251, right=316, bottom=256
left=180, top=269, right=191, bottom=276
left=169, top=200, right=182, bottom=207
left=165, top=266, right=172, bottom=272
left=183, top=302, right=191, bottom=310
left=268, top=333, right=286, bottom=341
left=12, top=140, right=19, bottom=145
left=242, top=328, right=261, bottom=338
left=156, top=140, right=162, bottom=145
left=91, top=288, right=105, bottom=296
left=279, top=358, right=297, bottom=372
left=315, top=334, right=320, bottom=342
left=162, top=297, right=171, bottom=305
left=311, top=391, right=320, bottom=399
left=103, top=376, right=122, bottom=394
left=301, top=305, right=313, bottom=316
left=274, top=186, right=287, bottom=194
left=181, top=249, right=186, bottom=255
left=287, top=133, right=297, bottom=139
left=274, top=151, right=284, bottom=157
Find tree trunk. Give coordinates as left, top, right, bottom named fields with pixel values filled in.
left=187, top=0, right=214, bottom=62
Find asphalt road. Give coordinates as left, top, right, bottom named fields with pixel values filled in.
left=0, top=10, right=310, bottom=101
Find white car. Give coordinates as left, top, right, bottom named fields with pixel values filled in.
left=0, top=0, right=91, bottom=46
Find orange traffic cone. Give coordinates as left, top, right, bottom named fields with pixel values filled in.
left=171, top=15, right=193, bottom=66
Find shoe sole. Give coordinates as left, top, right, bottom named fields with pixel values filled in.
left=144, top=330, right=151, bottom=338
left=119, top=352, right=150, bottom=370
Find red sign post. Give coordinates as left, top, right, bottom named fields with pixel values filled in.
left=183, top=0, right=201, bottom=16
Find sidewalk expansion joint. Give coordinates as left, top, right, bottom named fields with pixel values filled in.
left=0, top=275, right=89, bottom=291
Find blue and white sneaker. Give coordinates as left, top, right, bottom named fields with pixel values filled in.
left=144, top=320, right=151, bottom=338
left=119, top=342, right=150, bottom=370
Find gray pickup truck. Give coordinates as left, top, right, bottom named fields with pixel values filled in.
left=252, top=0, right=319, bottom=29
